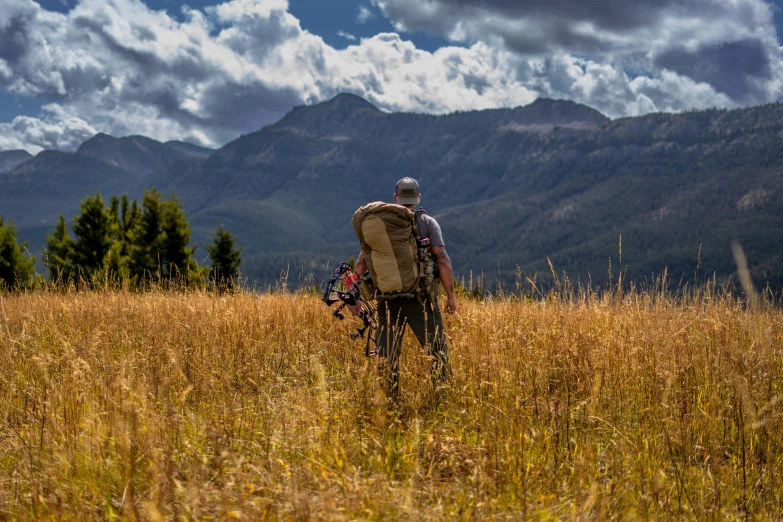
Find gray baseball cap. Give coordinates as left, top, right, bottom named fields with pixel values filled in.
left=395, top=177, right=420, bottom=205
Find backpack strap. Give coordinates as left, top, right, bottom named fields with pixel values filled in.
left=413, top=208, right=427, bottom=238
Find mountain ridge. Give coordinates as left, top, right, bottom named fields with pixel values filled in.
left=77, top=133, right=213, bottom=177
left=0, top=150, right=33, bottom=174
left=273, top=95, right=609, bottom=142
left=1, top=94, right=782, bottom=289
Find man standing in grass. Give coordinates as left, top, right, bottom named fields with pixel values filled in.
left=353, top=177, right=457, bottom=398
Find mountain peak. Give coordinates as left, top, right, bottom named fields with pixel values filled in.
left=273, top=93, right=382, bottom=136
left=528, top=97, right=562, bottom=107
left=75, top=133, right=211, bottom=177
left=78, top=132, right=118, bottom=148
left=323, top=93, right=380, bottom=112
left=0, top=149, right=33, bottom=174
left=510, top=98, right=610, bottom=128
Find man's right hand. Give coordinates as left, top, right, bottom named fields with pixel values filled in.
left=444, top=294, right=457, bottom=314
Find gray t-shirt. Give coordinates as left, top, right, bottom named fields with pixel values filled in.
left=415, top=212, right=444, bottom=247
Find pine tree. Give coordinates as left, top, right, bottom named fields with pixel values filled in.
left=72, top=193, right=114, bottom=279
left=43, top=214, right=75, bottom=282
left=0, top=217, right=36, bottom=289
left=105, top=242, right=128, bottom=281
left=121, top=195, right=140, bottom=242
left=108, top=195, right=121, bottom=230
left=161, top=194, right=197, bottom=279
left=105, top=196, right=125, bottom=278
left=206, top=226, right=242, bottom=288
left=129, top=189, right=164, bottom=282
left=106, top=195, right=141, bottom=280
left=112, top=195, right=141, bottom=278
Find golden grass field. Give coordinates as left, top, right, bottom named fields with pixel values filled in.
left=0, top=287, right=781, bottom=520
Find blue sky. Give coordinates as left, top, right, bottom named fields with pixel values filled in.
left=3, top=0, right=783, bottom=153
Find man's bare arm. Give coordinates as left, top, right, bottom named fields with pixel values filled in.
left=354, top=251, right=367, bottom=276
left=431, top=245, right=457, bottom=314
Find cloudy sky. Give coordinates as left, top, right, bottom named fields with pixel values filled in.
left=2, top=0, right=783, bottom=153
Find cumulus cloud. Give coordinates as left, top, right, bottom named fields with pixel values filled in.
left=372, top=0, right=775, bottom=54
left=0, top=0, right=541, bottom=152
left=337, top=30, right=356, bottom=41
left=373, top=0, right=783, bottom=106
left=653, top=39, right=772, bottom=103
left=0, top=0, right=782, bottom=154
left=0, top=104, right=96, bottom=154
left=524, top=55, right=735, bottom=118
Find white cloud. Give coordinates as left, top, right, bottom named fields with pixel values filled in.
left=356, top=5, right=375, bottom=24
left=524, top=55, right=734, bottom=119
left=337, top=30, right=356, bottom=41
left=0, top=0, right=781, bottom=154
left=0, top=0, right=541, bottom=152
left=372, top=0, right=777, bottom=55
left=373, top=0, right=783, bottom=105
left=0, top=105, right=97, bottom=154
left=332, top=37, right=536, bottom=113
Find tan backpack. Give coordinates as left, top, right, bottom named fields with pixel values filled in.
left=352, top=202, right=419, bottom=296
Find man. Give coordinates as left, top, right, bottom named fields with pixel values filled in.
left=353, top=177, right=457, bottom=397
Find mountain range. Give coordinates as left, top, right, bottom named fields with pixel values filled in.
left=1, top=93, right=781, bottom=291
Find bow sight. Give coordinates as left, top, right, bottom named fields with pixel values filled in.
left=322, top=262, right=377, bottom=356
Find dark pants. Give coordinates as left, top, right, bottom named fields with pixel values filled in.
left=375, top=296, right=450, bottom=397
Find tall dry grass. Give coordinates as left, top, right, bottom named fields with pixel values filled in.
left=0, top=286, right=781, bottom=519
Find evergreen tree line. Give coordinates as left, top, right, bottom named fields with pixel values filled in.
left=0, top=189, right=242, bottom=290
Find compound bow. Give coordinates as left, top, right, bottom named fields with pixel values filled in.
left=322, top=262, right=377, bottom=356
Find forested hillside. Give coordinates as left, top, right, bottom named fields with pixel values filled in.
left=2, top=94, right=782, bottom=289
